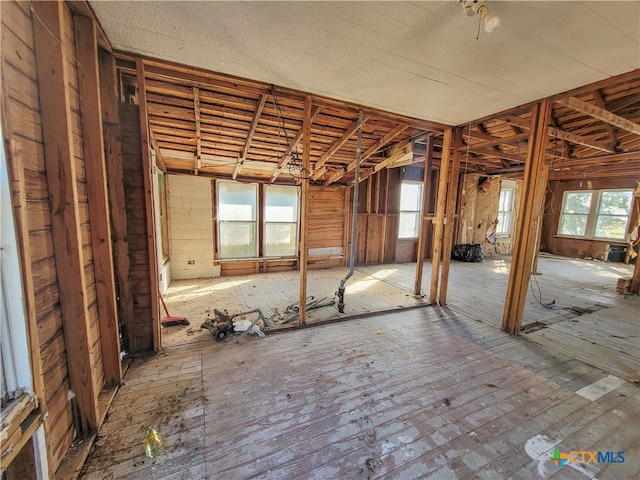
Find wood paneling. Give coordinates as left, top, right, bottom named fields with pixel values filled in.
left=1, top=0, right=76, bottom=472
left=118, top=103, right=155, bottom=353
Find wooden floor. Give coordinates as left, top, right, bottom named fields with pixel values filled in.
left=81, top=306, right=639, bottom=479
left=161, top=255, right=639, bottom=383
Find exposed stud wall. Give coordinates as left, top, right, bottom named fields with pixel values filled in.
left=63, top=1, right=105, bottom=406
left=2, top=0, right=74, bottom=471
left=458, top=174, right=521, bottom=256
left=118, top=103, right=155, bottom=353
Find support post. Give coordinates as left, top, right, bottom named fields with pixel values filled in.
left=631, top=251, right=640, bottom=294
left=414, top=134, right=434, bottom=295
left=32, top=1, right=99, bottom=435
left=531, top=165, right=550, bottom=275
left=429, top=129, right=453, bottom=303
left=99, top=50, right=135, bottom=354
left=298, top=95, right=312, bottom=326
left=502, top=100, right=552, bottom=334
left=136, top=59, right=161, bottom=350
left=439, top=127, right=463, bottom=305
left=74, top=15, right=122, bottom=386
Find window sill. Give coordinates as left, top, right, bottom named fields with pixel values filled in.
left=554, top=235, right=627, bottom=244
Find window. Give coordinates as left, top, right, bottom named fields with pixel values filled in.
left=496, top=185, right=515, bottom=236
left=218, top=181, right=258, bottom=258
left=265, top=185, right=299, bottom=257
left=558, top=189, right=633, bottom=240
left=398, top=181, right=422, bottom=239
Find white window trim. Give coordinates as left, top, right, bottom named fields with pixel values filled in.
left=263, top=185, right=300, bottom=258
left=496, top=182, right=516, bottom=237
left=557, top=188, right=633, bottom=242
left=398, top=180, right=423, bottom=240
left=217, top=180, right=259, bottom=259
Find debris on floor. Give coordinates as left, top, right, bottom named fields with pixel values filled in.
left=200, top=308, right=267, bottom=341
left=616, top=278, right=632, bottom=294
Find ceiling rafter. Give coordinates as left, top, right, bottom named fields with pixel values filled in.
left=233, top=93, right=268, bottom=179
left=270, top=106, right=322, bottom=183
left=324, top=124, right=407, bottom=186
left=555, top=96, right=640, bottom=136
left=311, top=117, right=369, bottom=180
left=591, top=89, right=619, bottom=150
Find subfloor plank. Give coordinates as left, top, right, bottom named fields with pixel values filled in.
left=81, top=302, right=639, bottom=479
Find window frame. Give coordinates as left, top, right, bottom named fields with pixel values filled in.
left=496, top=184, right=515, bottom=236
left=217, top=180, right=259, bottom=259
left=557, top=188, right=633, bottom=241
left=398, top=180, right=423, bottom=240
left=263, top=184, right=300, bottom=258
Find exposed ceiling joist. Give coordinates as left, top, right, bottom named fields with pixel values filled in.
left=591, top=89, right=619, bottom=150
left=324, top=124, right=407, bottom=186
left=556, top=96, right=640, bottom=136
left=233, top=93, right=268, bottom=180
left=547, top=127, right=614, bottom=154
left=312, top=117, right=369, bottom=180
left=270, top=106, right=322, bottom=183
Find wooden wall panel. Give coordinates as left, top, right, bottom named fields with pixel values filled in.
left=307, top=185, right=346, bottom=269
left=1, top=0, right=74, bottom=471
left=118, top=103, right=155, bottom=353
left=64, top=1, right=105, bottom=413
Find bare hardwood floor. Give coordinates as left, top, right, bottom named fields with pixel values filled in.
left=162, top=255, right=638, bottom=382
left=81, top=305, right=639, bottom=479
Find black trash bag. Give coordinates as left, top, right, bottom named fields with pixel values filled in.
left=451, top=243, right=485, bottom=262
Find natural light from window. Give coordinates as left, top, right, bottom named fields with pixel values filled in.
left=399, top=181, right=422, bottom=239
left=558, top=189, right=632, bottom=240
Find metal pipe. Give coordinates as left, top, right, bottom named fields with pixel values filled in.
left=338, top=109, right=363, bottom=312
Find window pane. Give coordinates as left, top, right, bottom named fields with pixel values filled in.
left=559, top=214, right=587, bottom=236
left=265, top=185, right=298, bottom=222
left=498, top=189, right=513, bottom=212
left=265, top=223, right=297, bottom=256
left=595, top=216, right=628, bottom=239
left=218, top=182, right=257, bottom=221
left=399, top=212, right=419, bottom=238
left=219, top=222, right=256, bottom=258
left=496, top=212, right=511, bottom=235
left=598, top=191, right=632, bottom=215
left=562, top=192, right=592, bottom=214
left=400, top=183, right=422, bottom=212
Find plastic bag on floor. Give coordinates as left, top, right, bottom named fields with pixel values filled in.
left=452, top=243, right=485, bottom=262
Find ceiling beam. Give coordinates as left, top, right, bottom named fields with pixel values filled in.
left=547, top=126, right=614, bottom=153
left=270, top=106, right=321, bottom=183
left=349, top=140, right=413, bottom=184
left=591, top=89, right=618, bottom=150
left=556, top=96, right=640, bottom=136
left=234, top=93, right=267, bottom=179
left=324, top=124, right=407, bottom=186
left=311, top=117, right=368, bottom=180
left=504, top=113, right=614, bottom=153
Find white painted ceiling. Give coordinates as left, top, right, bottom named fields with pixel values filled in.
left=90, top=1, right=640, bottom=126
